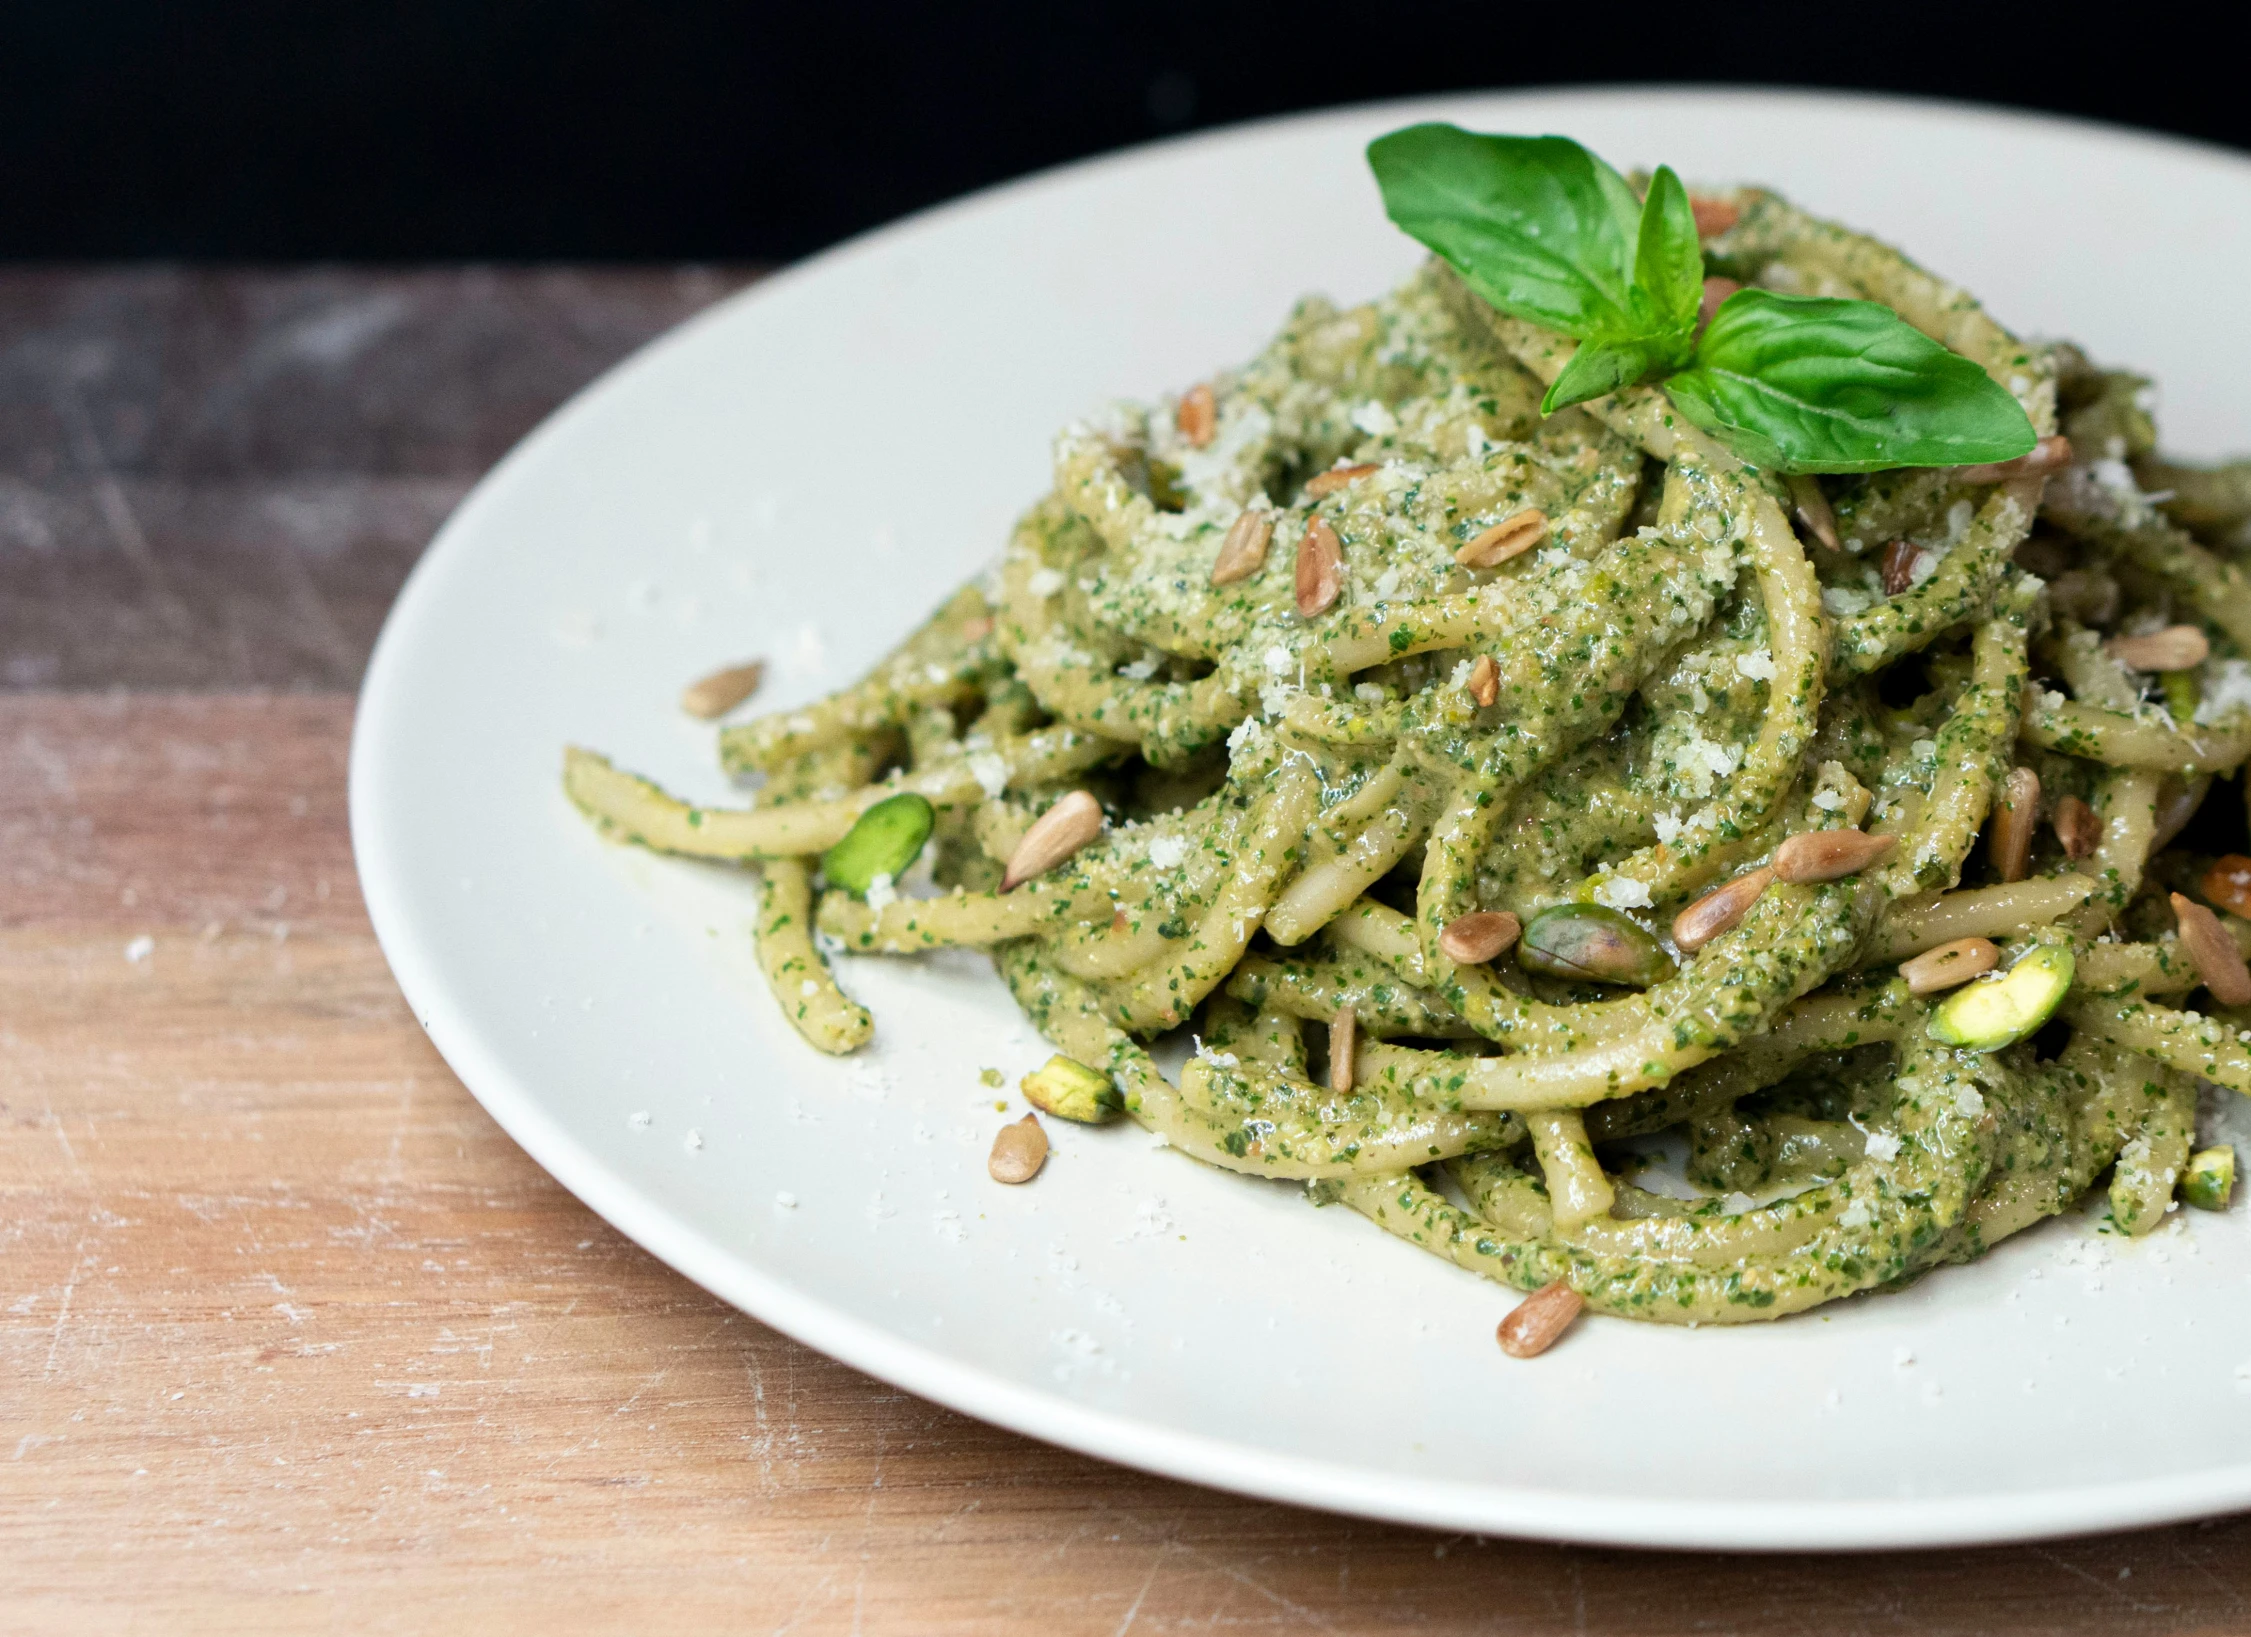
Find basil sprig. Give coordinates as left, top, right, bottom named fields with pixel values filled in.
left=1367, top=124, right=2036, bottom=474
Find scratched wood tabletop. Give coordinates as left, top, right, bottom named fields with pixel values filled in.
left=7, top=268, right=2251, bottom=1635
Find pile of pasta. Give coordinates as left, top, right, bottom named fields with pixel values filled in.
left=569, top=187, right=2251, bottom=1327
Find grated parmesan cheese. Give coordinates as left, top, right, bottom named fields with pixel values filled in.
left=2198, top=659, right=2251, bottom=724
left=1592, top=876, right=1654, bottom=910
left=968, top=752, right=1010, bottom=798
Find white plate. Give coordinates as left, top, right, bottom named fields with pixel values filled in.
left=351, top=87, right=2251, bottom=1550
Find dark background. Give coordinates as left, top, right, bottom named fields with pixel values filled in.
left=0, top=1, right=2240, bottom=263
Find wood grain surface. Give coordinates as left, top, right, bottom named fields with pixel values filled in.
left=7, top=272, right=2251, bottom=1634
left=0, top=266, right=742, bottom=689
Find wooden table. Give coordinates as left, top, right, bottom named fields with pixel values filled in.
left=6, top=267, right=2250, bottom=1634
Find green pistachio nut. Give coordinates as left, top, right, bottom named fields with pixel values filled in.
left=1020, top=1054, right=1124, bottom=1124
left=2182, top=1145, right=2236, bottom=1211
left=2161, top=670, right=2200, bottom=725
left=1927, top=944, right=2074, bottom=1053
left=820, top=793, right=934, bottom=895
left=1516, top=904, right=1677, bottom=988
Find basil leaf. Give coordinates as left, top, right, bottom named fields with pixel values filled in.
left=1629, top=165, right=1703, bottom=337
left=1368, top=124, right=1643, bottom=339
left=1664, top=290, right=2038, bottom=473
left=1543, top=335, right=1677, bottom=415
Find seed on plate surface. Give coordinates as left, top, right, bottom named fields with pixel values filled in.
left=2107, top=625, right=2209, bottom=672
left=2053, top=795, right=2102, bottom=860
left=1305, top=462, right=1379, bottom=499
left=1000, top=790, right=1104, bottom=891
left=2171, top=892, right=2251, bottom=1006
left=1466, top=654, right=1499, bottom=708
left=679, top=659, right=765, bottom=719
left=1517, top=904, right=1675, bottom=988
left=1951, top=434, right=2074, bottom=485
left=1296, top=519, right=1343, bottom=617
left=1989, top=766, right=2040, bottom=883
left=820, top=793, right=935, bottom=895
left=1438, top=910, right=1519, bottom=964
left=988, top=1115, right=1048, bottom=1184
left=1498, top=1280, right=1585, bottom=1358
left=1901, top=937, right=2001, bottom=996
left=1785, top=475, right=1840, bottom=551
left=1176, top=383, right=1216, bottom=448
left=1672, top=866, right=1773, bottom=954
left=1454, top=507, right=1546, bottom=569
left=1772, top=829, right=1896, bottom=884
left=1210, top=508, right=1275, bottom=585
left=1880, top=539, right=1927, bottom=596
left=1020, top=1054, right=1123, bottom=1124
left=1328, top=1008, right=1357, bottom=1094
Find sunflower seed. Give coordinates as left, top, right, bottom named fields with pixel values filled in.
left=1437, top=910, right=1520, bottom=964
left=1176, top=383, right=1216, bottom=448
left=1900, top=936, right=2001, bottom=996
left=1305, top=462, right=1379, bottom=499
left=1000, top=790, right=1104, bottom=891
left=680, top=659, right=766, bottom=719
left=1671, top=866, right=1774, bottom=954
left=1296, top=518, right=1343, bottom=617
left=2106, top=625, right=2209, bottom=673
left=1772, top=829, right=1896, bottom=884
left=1989, top=766, right=2040, bottom=884
left=1786, top=475, right=1840, bottom=551
left=1466, top=653, right=1499, bottom=708
left=2172, top=892, right=2251, bottom=1007
left=1497, top=1280, right=1585, bottom=1358
left=1880, top=539, right=1928, bottom=596
left=988, top=1114, right=1048, bottom=1184
left=1951, top=434, right=2074, bottom=485
left=2053, top=794, right=2102, bottom=860
left=1454, top=507, right=1547, bottom=569
left=1210, top=508, right=1275, bottom=585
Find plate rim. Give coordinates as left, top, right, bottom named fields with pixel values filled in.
left=350, top=81, right=2251, bottom=1551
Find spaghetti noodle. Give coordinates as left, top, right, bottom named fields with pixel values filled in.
left=567, top=168, right=2251, bottom=1330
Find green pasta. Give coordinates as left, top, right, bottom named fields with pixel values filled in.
left=566, top=146, right=2251, bottom=1338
